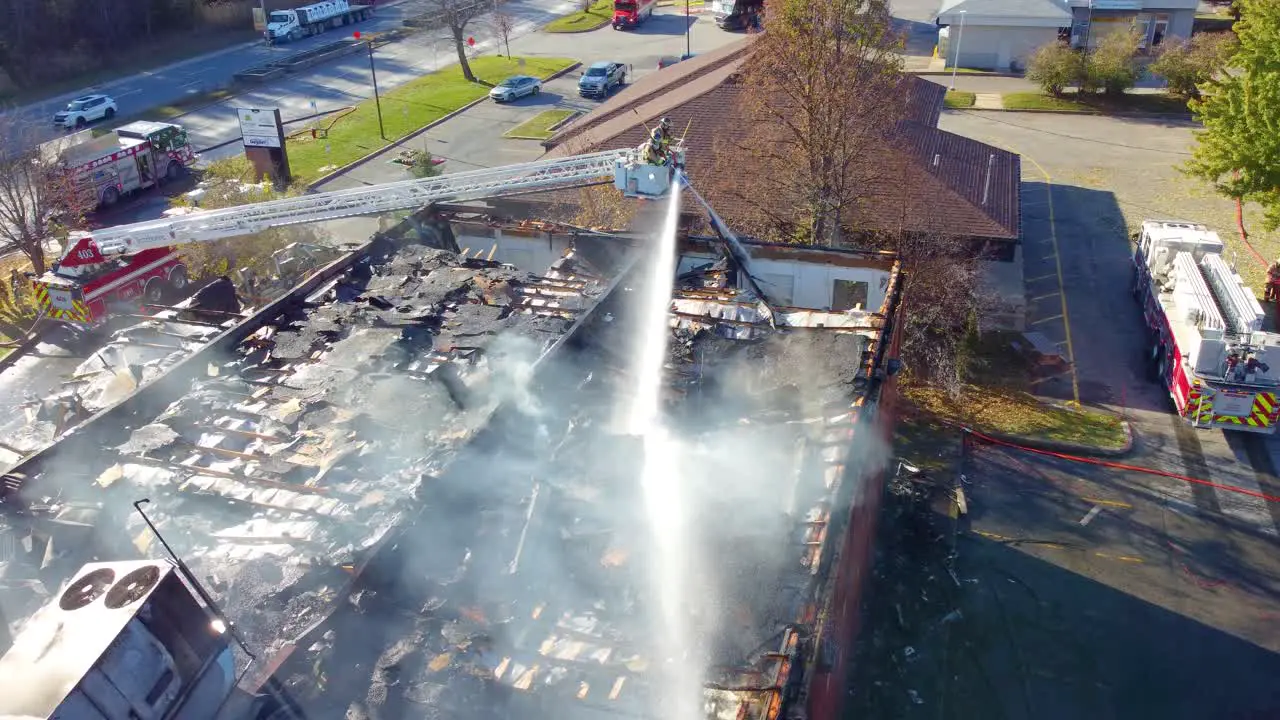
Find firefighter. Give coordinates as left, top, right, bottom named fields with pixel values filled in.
left=644, top=129, right=667, bottom=165
left=656, top=117, right=672, bottom=150
left=1267, top=258, right=1280, bottom=302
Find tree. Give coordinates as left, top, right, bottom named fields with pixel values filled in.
left=1186, top=0, right=1280, bottom=236
left=431, top=0, right=488, bottom=82
left=0, top=117, right=95, bottom=276
left=1025, top=41, right=1083, bottom=97
left=491, top=1, right=516, bottom=58
left=715, top=0, right=906, bottom=245
left=1083, top=29, right=1141, bottom=96
left=1149, top=32, right=1237, bottom=99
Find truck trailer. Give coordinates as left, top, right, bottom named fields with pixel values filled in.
left=43, top=121, right=196, bottom=209
left=710, top=0, right=764, bottom=30
left=266, top=0, right=373, bottom=43
left=1134, top=220, right=1280, bottom=433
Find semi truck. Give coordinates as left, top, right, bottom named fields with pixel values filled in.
left=710, top=0, right=764, bottom=30
left=1134, top=220, right=1280, bottom=433
left=613, top=0, right=658, bottom=28
left=42, top=121, right=196, bottom=209
left=265, top=0, right=373, bottom=43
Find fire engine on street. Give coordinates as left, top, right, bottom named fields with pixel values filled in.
left=1134, top=220, right=1280, bottom=433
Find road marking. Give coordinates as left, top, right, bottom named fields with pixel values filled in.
left=1082, top=497, right=1132, bottom=509
left=1078, top=506, right=1102, bottom=526
left=1094, top=552, right=1144, bottom=563
left=1029, top=292, right=1059, bottom=302
left=1026, top=273, right=1057, bottom=283
left=1031, top=314, right=1064, bottom=325
left=991, top=144, right=1080, bottom=407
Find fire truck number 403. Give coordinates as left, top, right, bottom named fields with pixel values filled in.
left=1134, top=220, right=1280, bottom=434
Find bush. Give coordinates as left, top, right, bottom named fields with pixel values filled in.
left=408, top=150, right=444, bottom=179
left=1150, top=32, right=1237, bottom=98
left=1026, top=41, right=1083, bottom=96
left=1084, top=30, right=1142, bottom=96
left=173, top=156, right=330, bottom=288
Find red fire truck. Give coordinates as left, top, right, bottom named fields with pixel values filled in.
left=1134, top=220, right=1280, bottom=433
left=44, top=121, right=196, bottom=208
left=613, top=0, right=657, bottom=28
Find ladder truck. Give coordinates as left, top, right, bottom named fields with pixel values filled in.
left=33, top=143, right=689, bottom=326
left=1134, top=220, right=1280, bottom=433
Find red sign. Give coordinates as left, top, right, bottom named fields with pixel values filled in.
left=467, top=36, right=475, bottom=47
left=353, top=31, right=361, bottom=39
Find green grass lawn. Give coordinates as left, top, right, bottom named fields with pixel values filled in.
left=504, top=109, right=578, bottom=140
left=286, top=56, right=576, bottom=183
left=543, top=0, right=614, bottom=33
left=1002, top=90, right=1192, bottom=115
left=944, top=90, right=976, bottom=109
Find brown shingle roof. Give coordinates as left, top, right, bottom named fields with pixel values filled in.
left=537, top=38, right=1020, bottom=241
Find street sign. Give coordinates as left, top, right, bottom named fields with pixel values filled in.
left=237, top=107, right=283, bottom=149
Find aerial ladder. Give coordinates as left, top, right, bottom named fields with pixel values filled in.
left=34, top=143, right=709, bottom=324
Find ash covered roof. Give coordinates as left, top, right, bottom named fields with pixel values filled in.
left=0, top=237, right=623, bottom=663
left=256, top=236, right=900, bottom=720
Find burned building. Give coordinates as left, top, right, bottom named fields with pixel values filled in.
left=0, top=210, right=904, bottom=720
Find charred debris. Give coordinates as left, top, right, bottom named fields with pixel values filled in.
left=0, top=217, right=902, bottom=720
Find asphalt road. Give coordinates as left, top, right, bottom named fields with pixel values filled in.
left=3, top=0, right=463, bottom=151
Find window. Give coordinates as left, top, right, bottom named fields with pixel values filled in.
left=832, top=279, right=869, bottom=312
left=1152, top=14, right=1169, bottom=46
left=586, top=67, right=607, bottom=77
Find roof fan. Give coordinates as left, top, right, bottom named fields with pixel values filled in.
left=104, top=565, right=161, bottom=609
left=59, top=568, right=117, bottom=611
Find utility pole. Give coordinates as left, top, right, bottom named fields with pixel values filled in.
left=259, top=0, right=269, bottom=43
left=948, top=10, right=966, bottom=91
left=355, top=32, right=386, bottom=141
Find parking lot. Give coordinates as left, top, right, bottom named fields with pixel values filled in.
left=858, top=107, right=1280, bottom=717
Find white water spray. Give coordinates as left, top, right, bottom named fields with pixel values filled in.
left=626, top=181, right=702, bottom=720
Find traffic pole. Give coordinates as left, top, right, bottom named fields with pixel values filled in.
left=356, top=32, right=386, bottom=141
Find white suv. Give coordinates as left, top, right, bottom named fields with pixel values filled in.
left=53, top=95, right=117, bottom=129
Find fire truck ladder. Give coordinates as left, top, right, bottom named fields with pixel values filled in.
left=74, top=149, right=630, bottom=263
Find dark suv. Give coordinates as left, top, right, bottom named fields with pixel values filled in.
left=578, top=62, right=626, bottom=99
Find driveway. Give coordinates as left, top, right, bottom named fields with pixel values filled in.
left=939, top=105, right=1280, bottom=574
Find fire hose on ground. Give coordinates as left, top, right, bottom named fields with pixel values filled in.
left=960, top=425, right=1280, bottom=504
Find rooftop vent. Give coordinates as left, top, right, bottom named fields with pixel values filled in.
left=104, top=565, right=161, bottom=609
left=59, top=568, right=117, bottom=611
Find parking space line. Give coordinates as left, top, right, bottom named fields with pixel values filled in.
left=1029, top=292, right=1059, bottom=302
left=1082, top=497, right=1132, bottom=509
left=1031, top=314, right=1064, bottom=325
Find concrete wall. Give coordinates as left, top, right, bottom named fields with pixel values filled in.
left=940, top=24, right=1061, bottom=71
left=677, top=252, right=893, bottom=311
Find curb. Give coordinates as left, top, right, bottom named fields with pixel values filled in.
left=960, top=106, right=1192, bottom=118
left=911, top=70, right=1018, bottom=78
left=307, top=61, right=583, bottom=189
left=980, top=419, right=1135, bottom=458
left=544, top=18, right=612, bottom=33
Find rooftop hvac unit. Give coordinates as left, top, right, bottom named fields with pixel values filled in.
left=1200, top=253, right=1264, bottom=334
left=1172, top=251, right=1225, bottom=332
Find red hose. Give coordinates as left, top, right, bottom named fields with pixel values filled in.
left=964, top=426, right=1280, bottom=504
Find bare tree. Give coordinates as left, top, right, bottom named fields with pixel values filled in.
left=491, top=1, right=516, bottom=58
left=714, top=0, right=906, bottom=246
left=432, top=0, right=489, bottom=82
left=0, top=117, right=94, bottom=276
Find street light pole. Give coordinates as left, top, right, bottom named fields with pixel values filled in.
left=365, top=40, right=386, bottom=141
left=949, top=10, right=966, bottom=91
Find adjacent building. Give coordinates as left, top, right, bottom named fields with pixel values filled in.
left=935, top=0, right=1197, bottom=71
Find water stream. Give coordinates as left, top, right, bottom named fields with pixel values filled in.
left=626, top=181, right=703, bottom=720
